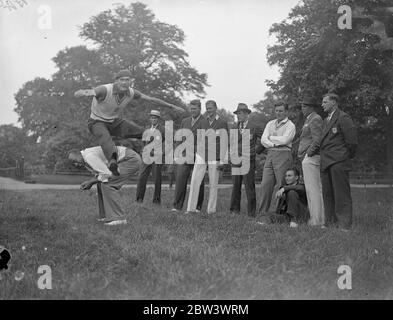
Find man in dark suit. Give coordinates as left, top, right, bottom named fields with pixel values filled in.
left=229, top=103, right=263, bottom=217
left=320, top=93, right=358, bottom=230
left=171, top=99, right=208, bottom=212
left=186, top=100, right=229, bottom=214
left=136, top=110, right=165, bottom=204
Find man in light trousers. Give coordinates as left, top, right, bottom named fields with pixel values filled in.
left=298, top=97, right=324, bottom=226
left=186, top=100, right=228, bottom=214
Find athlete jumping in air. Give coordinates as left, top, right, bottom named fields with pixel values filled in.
left=75, top=69, right=185, bottom=175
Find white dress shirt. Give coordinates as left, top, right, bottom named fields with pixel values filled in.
left=207, top=114, right=219, bottom=126
left=239, top=120, right=248, bottom=135
left=261, top=117, right=296, bottom=149
left=81, top=146, right=127, bottom=182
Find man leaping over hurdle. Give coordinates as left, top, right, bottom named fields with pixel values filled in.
left=74, top=69, right=185, bottom=176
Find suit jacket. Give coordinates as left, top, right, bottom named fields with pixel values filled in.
left=298, top=112, right=323, bottom=159
left=320, top=109, right=358, bottom=172
left=143, top=124, right=165, bottom=143
left=176, top=115, right=210, bottom=159
left=142, top=123, right=165, bottom=159
left=229, top=121, right=264, bottom=165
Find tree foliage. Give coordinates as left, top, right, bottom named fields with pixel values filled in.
left=0, top=125, right=31, bottom=168
left=253, top=90, right=282, bottom=119
left=14, top=2, right=208, bottom=169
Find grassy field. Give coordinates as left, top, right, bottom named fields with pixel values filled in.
left=28, top=174, right=96, bottom=185
left=26, top=174, right=171, bottom=185
left=0, top=186, right=392, bottom=299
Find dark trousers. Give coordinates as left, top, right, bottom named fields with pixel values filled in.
left=168, top=164, right=176, bottom=188
left=321, top=161, right=353, bottom=229
left=230, top=159, right=256, bottom=217
left=173, top=164, right=204, bottom=210
left=88, top=118, right=143, bottom=161
left=136, top=163, right=162, bottom=203
left=275, top=190, right=309, bottom=224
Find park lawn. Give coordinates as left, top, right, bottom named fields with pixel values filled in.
left=28, top=174, right=97, bottom=185
left=27, top=174, right=167, bottom=185
left=0, top=187, right=392, bottom=299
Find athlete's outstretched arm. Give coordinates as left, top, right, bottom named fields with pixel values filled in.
left=138, top=92, right=187, bottom=113
left=74, top=86, right=107, bottom=99
left=74, top=89, right=96, bottom=97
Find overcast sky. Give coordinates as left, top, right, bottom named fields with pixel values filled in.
left=0, top=0, right=300, bottom=125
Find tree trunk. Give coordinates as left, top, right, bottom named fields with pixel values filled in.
left=386, top=111, right=393, bottom=174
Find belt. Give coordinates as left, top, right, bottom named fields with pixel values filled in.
left=268, top=146, right=291, bottom=152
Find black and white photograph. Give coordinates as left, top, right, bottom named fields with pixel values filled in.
left=0, top=0, right=392, bottom=306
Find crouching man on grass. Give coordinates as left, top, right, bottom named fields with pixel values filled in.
left=68, top=145, right=141, bottom=226
left=257, top=167, right=309, bottom=228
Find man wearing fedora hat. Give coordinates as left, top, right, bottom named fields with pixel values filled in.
left=74, top=69, right=184, bottom=177
left=136, top=110, right=165, bottom=204
left=229, top=103, right=263, bottom=217
left=298, top=96, right=324, bottom=226
left=258, top=102, right=296, bottom=217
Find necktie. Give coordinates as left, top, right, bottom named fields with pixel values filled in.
left=327, top=111, right=335, bottom=123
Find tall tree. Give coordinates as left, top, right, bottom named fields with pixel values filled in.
left=253, top=90, right=281, bottom=119
left=0, top=125, right=31, bottom=168
left=266, top=0, right=393, bottom=172
left=79, top=2, right=208, bottom=121
left=14, top=2, right=208, bottom=169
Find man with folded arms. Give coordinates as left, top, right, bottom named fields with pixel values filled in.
left=186, top=100, right=228, bottom=214
left=68, top=145, right=141, bottom=226
left=258, top=102, right=296, bottom=216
